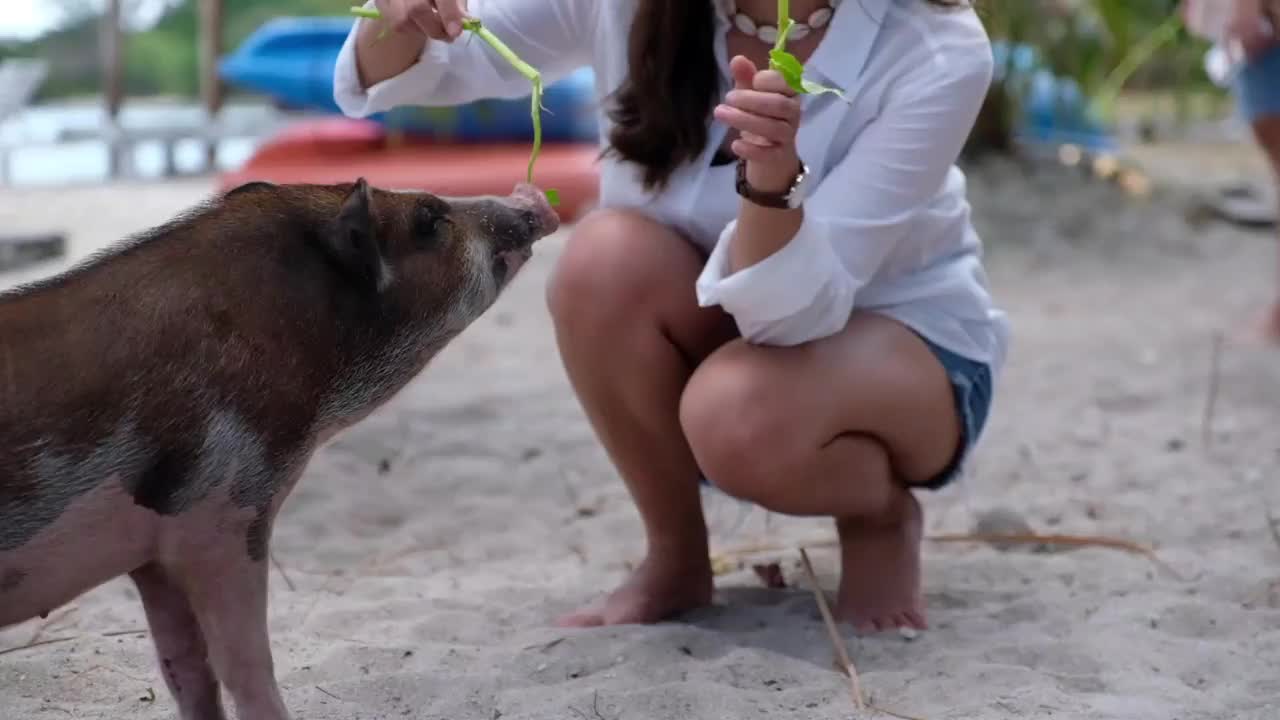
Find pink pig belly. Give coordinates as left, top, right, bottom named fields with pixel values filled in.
left=0, top=481, right=156, bottom=628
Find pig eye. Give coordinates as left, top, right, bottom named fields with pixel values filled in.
left=412, top=206, right=447, bottom=246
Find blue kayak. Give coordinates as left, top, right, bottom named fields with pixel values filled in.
left=218, top=16, right=600, bottom=143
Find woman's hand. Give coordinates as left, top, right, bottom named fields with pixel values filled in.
left=372, top=0, right=470, bottom=41
left=713, top=55, right=803, bottom=194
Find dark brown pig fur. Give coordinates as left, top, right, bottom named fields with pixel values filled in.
left=0, top=178, right=558, bottom=720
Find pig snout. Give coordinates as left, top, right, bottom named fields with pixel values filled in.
left=509, top=183, right=561, bottom=237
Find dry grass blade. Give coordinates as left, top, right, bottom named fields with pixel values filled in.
left=1202, top=330, right=1224, bottom=449
left=101, top=628, right=148, bottom=638
left=1264, top=501, right=1280, bottom=554
left=797, top=548, right=865, bottom=711
left=27, top=605, right=77, bottom=646
left=926, top=532, right=1186, bottom=580
left=270, top=551, right=297, bottom=592
left=873, top=708, right=929, bottom=720
left=0, top=635, right=76, bottom=657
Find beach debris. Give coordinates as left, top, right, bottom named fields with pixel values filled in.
left=970, top=508, right=1037, bottom=551
left=751, top=561, right=787, bottom=589
left=0, top=233, right=66, bottom=274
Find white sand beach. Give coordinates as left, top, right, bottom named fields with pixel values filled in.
left=2, top=146, right=1280, bottom=719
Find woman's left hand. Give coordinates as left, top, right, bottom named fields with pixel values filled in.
left=713, top=55, right=804, bottom=193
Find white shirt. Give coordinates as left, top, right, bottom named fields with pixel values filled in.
left=333, top=0, right=1010, bottom=380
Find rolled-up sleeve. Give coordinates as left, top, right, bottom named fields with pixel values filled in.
left=334, top=0, right=596, bottom=118
left=695, top=45, right=993, bottom=347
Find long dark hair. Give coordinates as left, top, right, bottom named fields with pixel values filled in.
left=604, top=0, right=971, bottom=191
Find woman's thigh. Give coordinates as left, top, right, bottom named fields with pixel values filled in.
left=547, top=208, right=736, bottom=364
left=681, top=311, right=965, bottom=487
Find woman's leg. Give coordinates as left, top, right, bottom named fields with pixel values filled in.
left=547, top=209, right=737, bottom=627
left=1249, top=115, right=1280, bottom=338
left=679, top=312, right=963, bottom=632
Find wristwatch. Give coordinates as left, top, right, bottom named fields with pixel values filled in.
left=735, top=158, right=810, bottom=210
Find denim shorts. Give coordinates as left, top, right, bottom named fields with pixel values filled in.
left=698, top=333, right=993, bottom=493
left=1236, top=43, right=1280, bottom=123
left=913, top=334, right=993, bottom=490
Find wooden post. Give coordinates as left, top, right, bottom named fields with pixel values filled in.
left=100, top=0, right=124, bottom=178
left=198, top=0, right=225, bottom=172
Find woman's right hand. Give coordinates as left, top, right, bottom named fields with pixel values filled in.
left=372, top=0, right=470, bottom=42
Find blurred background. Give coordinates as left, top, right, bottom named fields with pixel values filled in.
left=0, top=0, right=1273, bottom=272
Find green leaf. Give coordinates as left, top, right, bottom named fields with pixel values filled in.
left=347, top=8, right=557, bottom=193
left=766, top=2, right=850, bottom=104
left=768, top=48, right=806, bottom=93
left=800, top=78, right=848, bottom=101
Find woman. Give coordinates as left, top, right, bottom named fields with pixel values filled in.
left=1184, top=0, right=1280, bottom=338
left=334, top=0, right=1008, bottom=633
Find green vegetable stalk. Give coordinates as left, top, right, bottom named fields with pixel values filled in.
left=768, top=0, right=849, bottom=102
left=349, top=7, right=560, bottom=206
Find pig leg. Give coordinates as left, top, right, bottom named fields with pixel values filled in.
left=187, top=544, right=290, bottom=720
left=130, top=564, right=227, bottom=720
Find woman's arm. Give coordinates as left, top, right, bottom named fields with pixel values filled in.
left=334, top=0, right=597, bottom=118
left=696, top=41, right=993, bottom=347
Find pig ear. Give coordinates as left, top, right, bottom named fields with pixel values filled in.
left=327, top=177, right=387, bottom=293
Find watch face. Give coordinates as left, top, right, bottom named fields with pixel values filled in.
left=787, top=165, right=810, bottom=208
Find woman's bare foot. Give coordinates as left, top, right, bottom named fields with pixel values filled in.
left=555, top=553, right=714, bottom=627
left=1260, top=301, right=1280, bottom=343
left=1226, top=303, right=1280, bottom=346
left=834, top=490, right=927, bottom=633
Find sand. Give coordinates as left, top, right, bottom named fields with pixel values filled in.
left=2, top=145, right=1280, bottom=720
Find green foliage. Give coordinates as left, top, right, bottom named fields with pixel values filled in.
left=10, top=0, right=345, bottom=99
left=768, top=0, right=848, bottom=101
left=971, top=0, right=1221, bottom=154
left=350, top=8, right=559, bottom=205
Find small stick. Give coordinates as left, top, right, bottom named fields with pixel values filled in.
left=1264, top=500, right=1280, bottom=554
left=797, top=548, right=865, bottom=711
left=27, top=606, right=76, bottom=646
left=101, top=628, right=148, bottom=638
left=716, top=531, right=1182, bottom=579
left=271, top=551, right=297, bottom=592
left=80, top=663, right=152, bottom=683
left=0, top=636, right=76, bottom=657
left=315, top=685, right=343, bottom=701
left=1202, top=331, right=1223, bottom=449
left=927, top=532, right=1186, bottom=580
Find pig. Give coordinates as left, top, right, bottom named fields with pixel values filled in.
left=0, top=178, right=559, bottom=720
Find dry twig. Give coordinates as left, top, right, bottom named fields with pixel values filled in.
left=270, top=551, right=297, bottom=592
left=26, top=606, right=77, bottom=646
left=1264, top=500, right=1280, bottom=555
left=926, top=532, right=1186, bottom=580
left=797, top=548, right=865, bottom=711
left=101, top=628, right=148, bottom=638
left=715, top=528, right=1182, bottom=580
left=1202, top=331, right=1223, bottom=449
left=0, top=636, right=76, bottom=657
left=315, top=685, right=343, bottom=701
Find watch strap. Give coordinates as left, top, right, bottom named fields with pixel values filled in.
left=735, top=158, right=805, bottom=209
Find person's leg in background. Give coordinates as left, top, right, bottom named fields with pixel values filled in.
left=1235, top=42, right=1280, bottom=338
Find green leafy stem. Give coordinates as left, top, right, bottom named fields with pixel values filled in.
left=767, top=0, right=849, bottom=102
left=350, top=7, right=559, bottom=206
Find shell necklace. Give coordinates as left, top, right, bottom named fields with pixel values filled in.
left=718, top=0, right=842, bottom=45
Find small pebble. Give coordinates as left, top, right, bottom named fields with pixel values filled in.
left=972, top=507, right=1035, bottom=551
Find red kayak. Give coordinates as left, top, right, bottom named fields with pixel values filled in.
left=219, top=117, right=601, bottom=222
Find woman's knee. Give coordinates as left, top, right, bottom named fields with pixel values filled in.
left=545, top=208, right=694, bottom=330
left=679, top=342, right=797, bottom=504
